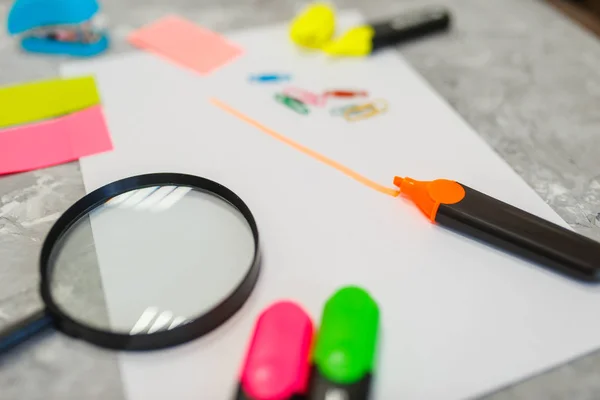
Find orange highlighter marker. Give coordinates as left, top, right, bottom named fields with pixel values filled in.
left=394, top=177, right=600, bottom=282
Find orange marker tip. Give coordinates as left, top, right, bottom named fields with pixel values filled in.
left=393, top=176, right=406, bottom=189
left=391, top=177, right=466, bottom=222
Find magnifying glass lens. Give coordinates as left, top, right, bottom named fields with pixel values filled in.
left=48, top=185, right=256, bottom=336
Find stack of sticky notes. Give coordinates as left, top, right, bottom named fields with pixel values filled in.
left=0, top=76, right=113, bottom=175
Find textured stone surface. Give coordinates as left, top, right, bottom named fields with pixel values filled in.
left=1, top=0, right=599, bottom=398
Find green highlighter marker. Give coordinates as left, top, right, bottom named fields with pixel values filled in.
left=308, top=286, right=380, bottom=400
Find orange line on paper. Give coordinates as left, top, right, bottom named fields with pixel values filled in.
left=210, top=98, right=399, bottom=197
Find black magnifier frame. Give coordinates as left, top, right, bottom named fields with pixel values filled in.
left=0, top=173, right=261, bottom=353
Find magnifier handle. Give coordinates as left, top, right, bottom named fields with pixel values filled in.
left=0, top=309, right=53, bottom=353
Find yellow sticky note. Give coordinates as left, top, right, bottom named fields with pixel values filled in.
left=0, top=76, right=101, bottom=129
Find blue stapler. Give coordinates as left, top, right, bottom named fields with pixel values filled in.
left=7, top=0, right=109, bottom=57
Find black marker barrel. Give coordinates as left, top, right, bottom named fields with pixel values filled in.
left=371, top=7, right=451, bottom=52
left=394, top=176, right=600, bottom=282
left=322, top=7, right=451, bottom=56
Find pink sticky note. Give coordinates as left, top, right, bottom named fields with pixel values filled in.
left=128, top=15, right=243, bottom=75
left=0, top=105, right=113, bottom=175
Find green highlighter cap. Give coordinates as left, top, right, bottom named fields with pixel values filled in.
left=313, top=286, right=380, bottom=384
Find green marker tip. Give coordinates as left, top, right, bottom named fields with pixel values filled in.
left=313, top=286, right=380, bottom=384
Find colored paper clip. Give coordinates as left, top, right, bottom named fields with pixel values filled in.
left=7, top=0, right=109, bottom=57
left=343, top=99, right=388, bottom=122
left=249, top=74, right=292, bottom=83
left=237, top=301, right=314, bottom=400
left=283, top=86, right=325, bottom=107
left=324, top=90, right=368, bottom=98
left=275, top=93, right=310, bottom=115
left=330, top=104, right=360, bottom=117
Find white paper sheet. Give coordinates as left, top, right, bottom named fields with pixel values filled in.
left=62, top=11, right=600, bottom=400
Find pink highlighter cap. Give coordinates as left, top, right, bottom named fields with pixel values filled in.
left=240, top=301, right=314, bottom=400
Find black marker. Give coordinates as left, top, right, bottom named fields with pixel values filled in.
left=394, top=176, right=600, bottom=282
left=323, top=6, right=451, bottom=56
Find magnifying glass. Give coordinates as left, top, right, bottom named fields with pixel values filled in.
left=0, top=173, right=260, bottom=352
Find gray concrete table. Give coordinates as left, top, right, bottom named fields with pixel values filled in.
left=1, top=0, right=600, bottom=398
